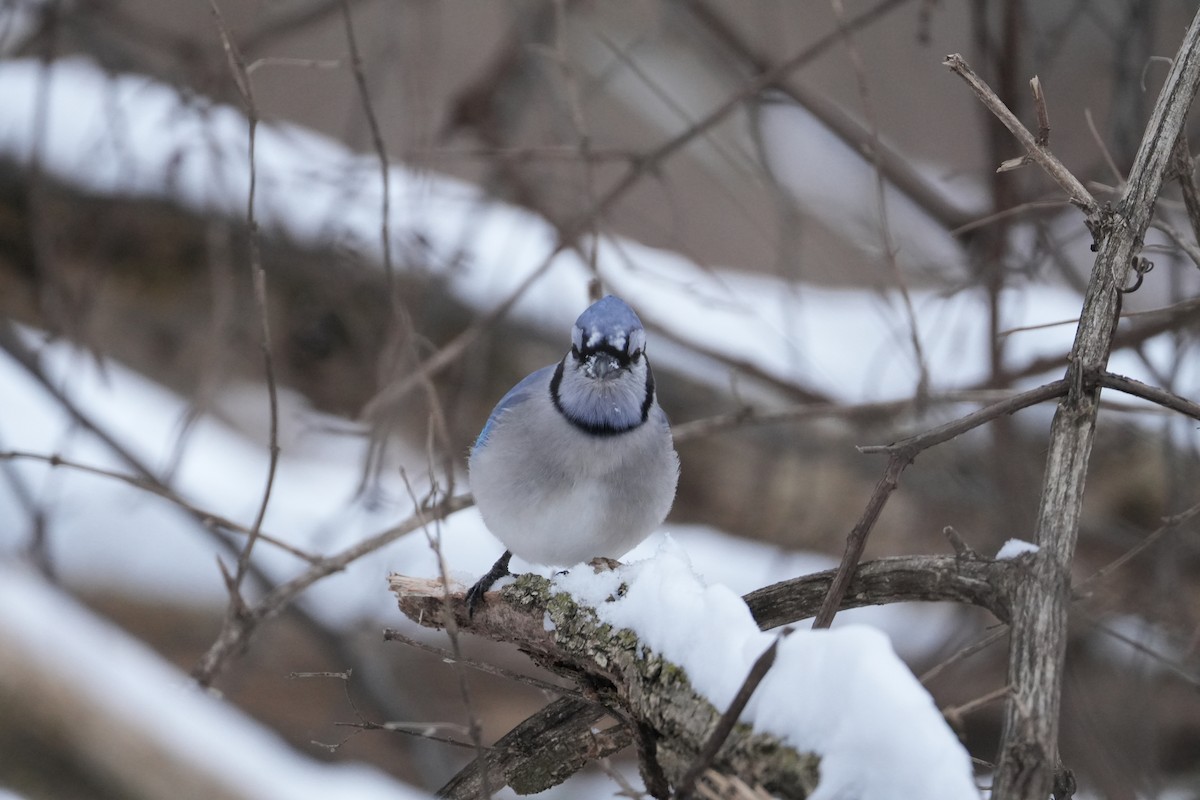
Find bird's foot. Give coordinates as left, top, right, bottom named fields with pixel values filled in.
left=466, top=551, right=513, bottom=618
left=588, top=556, right=623, bottom=573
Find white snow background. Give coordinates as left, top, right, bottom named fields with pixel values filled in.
left=1, top=55, right=1194, bottom=799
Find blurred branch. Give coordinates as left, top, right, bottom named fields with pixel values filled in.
left=672, top=388, right=1023, bottom=443
left=1151, top=217, right=1200, bottom=269
left=687, top=0, right=976, bottom=230
left=0, top=320, right=426, bottom=742
left=1171, top=134, right=1200, bottom=267
left=980, top=8, right=1200, bottom=798
left=191, top=491, right=473, bottom=686
left=434, top=697, right=628, bottom=800
left=202, top=0, right=284, bottom=686
left=828, top=0, right=929, bottom=397
left=0, top=450, right=319, bottom=563
left=367, top=0, right=943, bottom=419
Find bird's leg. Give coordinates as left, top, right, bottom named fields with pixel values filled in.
left=465, top=550, right=513, bottom=618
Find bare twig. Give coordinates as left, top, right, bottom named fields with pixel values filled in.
left=383, top=628, right=578, bottom=699
left=1098, top=370, right=1200, bottom=420
left=675, top=628, right=794, bottom=800
left=671, top=389, right=1026, bottom=444
left=339, top=0, right=393, bottom=287
left=0, top=451, right=318, bottom=563
left=829, top=0, right=929, bottom=396
left=943, top=54, right=1101, bottom=229
left=191, top=492, right=473, bottom=685
left=202, top=0, right=283, bottom=684
left=813, top=379, right=1069, bottom=629
left=998, top=75, right=1050, bottom=172
left=1150, top=217, right=1200, bottom=269
left=1076, top=498, right=1200, bottom=594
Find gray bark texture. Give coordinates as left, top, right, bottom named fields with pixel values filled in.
left=987, top=8, right=1200, bottom=798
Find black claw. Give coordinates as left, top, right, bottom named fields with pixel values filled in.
left=466, top=550, right=513, bottom=618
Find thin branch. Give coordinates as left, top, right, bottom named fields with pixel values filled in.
left=943, top=54, right=1100, bottom=229
left=1151, top=217, right=1200, bottom=269
left=191, top=492, right=474, bottom=685
left=812, top=379, right=1069, bottom=629
left=1075, top=497, right=1200, bottom=594
left=205, top=0, right=283, bottom=653
left=0, top=451, right=318, bottom=563
left=364, top=0, right=928, bottom=419
left=675, top=628, right=794, bottom=800
left=671, top=389, right=1027, bottom=444
left=383, top=628, right=579, bottom=699
left=339, top=0, right=393, bottom=287
left=1098, top=370, right=1200, bottom=420
left=829, top=0, right=929, bottom=396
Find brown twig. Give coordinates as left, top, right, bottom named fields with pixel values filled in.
left=1150, top=217, right=1200, bottom=269
left=339, top=0, right=393, bottom=287
left=671, top=389, right=1026, bottom=444
left=998, top=75, right=1050, bottom=172
left=1098, top=370, right=1200, bottom=420
left=200, top=0, right=283, bottom=685
left=943, top=54, right=1101, bottom=230
left=383, top=628, right=578, bottom=699
left=812, top=379, right=1069, bottom=629
left=0, top=451, right=318, bottom=563
left=190, top=492, right=473, bottom=686
left=829, top=0, right=929, bottom=396
left=675, top=628, right=794, bottom=800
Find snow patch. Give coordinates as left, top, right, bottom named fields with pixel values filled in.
left=554, top=540, right=979, bottom=800
left=995, top=539, right=1039, bottom=560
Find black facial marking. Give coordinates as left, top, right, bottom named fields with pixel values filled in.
left=549, top=355, right=651, bottom=437
left=640, top=361, right=655, bottom=423
left=579, top=341, right=633, bottom=368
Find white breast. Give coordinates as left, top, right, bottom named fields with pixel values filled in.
left=468, top=390, right=679, bottom=566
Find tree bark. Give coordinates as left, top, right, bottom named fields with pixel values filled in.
left=990, top=9, right=1200, bottom=798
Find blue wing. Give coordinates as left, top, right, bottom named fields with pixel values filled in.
left=472, top=364, right=556, bottom=452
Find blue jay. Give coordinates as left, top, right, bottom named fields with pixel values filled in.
left=465, top=295, right=680, bottom=615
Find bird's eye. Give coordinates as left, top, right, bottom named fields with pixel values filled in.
left=571, top=345, right=581, bottom=359
left=630, top=349, right=643, bottom=363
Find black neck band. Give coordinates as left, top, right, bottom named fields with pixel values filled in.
left=549, top=359, right=654, bottom=437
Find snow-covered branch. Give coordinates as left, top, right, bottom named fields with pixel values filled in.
left=390, top=544, right=986, bottom=799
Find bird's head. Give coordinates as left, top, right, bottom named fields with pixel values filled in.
left=570, top=295, right=647, bottom=380
left=553, top=295, right=655, bottom=435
